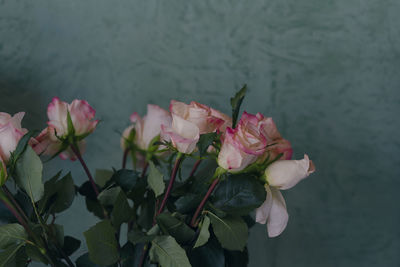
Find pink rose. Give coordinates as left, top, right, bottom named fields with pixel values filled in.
left=161, top=100, right=228, bottom=154
left=47, top=97, right=98, bottom=137
left=256, top=113, right=293, bottom=161
left=33, top=97, right=98, bottom=160
left=217, top=112, right=267, bottom=172
left=255, top=155, right=315, bottom=237
left=0, top=112, right=28, bottom=162
left=121, top=104, right=171, bottom=150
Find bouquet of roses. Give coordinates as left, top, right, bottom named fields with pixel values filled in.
left=0, top=86, right=315, bottom=267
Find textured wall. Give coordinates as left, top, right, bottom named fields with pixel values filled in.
left=1, top=1, right=400, bottom=266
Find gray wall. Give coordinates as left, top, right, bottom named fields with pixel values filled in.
left=1, top=1, right=399, bottom=266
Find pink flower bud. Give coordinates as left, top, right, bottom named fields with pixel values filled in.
left=47, top=97, right=98, bottom=137
left=121, top=104, right=171, bottom=150
left=33, top=97, right=97, bottom=160
left=0, top=112, right=28, bottom=162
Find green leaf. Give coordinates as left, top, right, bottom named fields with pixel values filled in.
left=10, top=131, right=39, bottom=163
left=174, top=194, right=202, bottom=214
left=25, top=243, right=48, bottom=264
left=98, top=187, right=121, bottom=206
left=79, top=181, right=98, bottom=201
left=147, top=162, right=165, bottom=197
left=156, top=213, right=195, bottom=244
left=111, top=190, right=132, bottom=228
left=75, top=253, right=101, bottom=267
left=212, top=173, right=266, bottom=215
left=85, top=198, right=105, bottom=219
left=63, top=236, right=81, bottom=256
left=83, top=220, right=119, bottom=266
left=193, top=216, right=210, bottom=248
left=137, top=193, right=156, bottom=231
left=95, top=169, right=114, bottom=188
left=0, top=224, right=27, bottom=249
left=50, top=172, right=76, bottom=213
left=149, top=236, right=191, bottom=267
left=230, top=84, right=247, bottom=128
left=188, top=236, right=225, bottom=267
left=0, top=243, right=25, bottom=267
left=66, top=110, right=75, bottom=136
left=0, top=163, right=7, bottom=186
left=50, top=224, right=64, bottom=247
left=127, top=228, right=156, bottom=245
left=197, top=133, right=218, bottom=157
left=208, top=212, right=248, bottom=251
left=112, top=169, right=140, bottom=192
left=14, top=146, right=44, bottom=202
left=120, top=242, right=135, bottom=267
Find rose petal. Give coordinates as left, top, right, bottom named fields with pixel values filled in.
left=267, top=186, right=289, bottom=237
left=266, top=154, right=315, bottom=190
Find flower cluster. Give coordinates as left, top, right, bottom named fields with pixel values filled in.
left=121, top=99, right=315, bottom=237
left=0, top=88, right=315, bottom=267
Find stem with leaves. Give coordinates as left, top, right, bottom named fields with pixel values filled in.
left=0, top=189, right=57, bottom=266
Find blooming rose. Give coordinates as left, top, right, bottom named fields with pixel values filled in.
left=121, top=104, right=172, bottom=151
left=0, top=112, right=28, bottom=162
left=33, top=97, right=98, bottom=160
left=218, top=112, right=293, bottom=172
left=161, top=101, right=229, bottom=154
left=217, top=112, right=267, bottom=172
left=255, top=154, right=315, bottom=237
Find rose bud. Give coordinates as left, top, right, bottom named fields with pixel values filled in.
left=33, top=97, right=98, bottom=160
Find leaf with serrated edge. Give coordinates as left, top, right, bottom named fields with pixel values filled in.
left=0, top=224, right=27, bottom=249
left=208, top=211, right=247, bottom=251
left=193, top=216, right=210, bottom=248
left=149, top=236, right=191, bottom=267
left=15, top=146, right=44, bottom=202
left=147, top=162, right=165, bottom=197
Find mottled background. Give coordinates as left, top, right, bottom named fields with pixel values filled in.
left=1, top=1, right=399, bottom=266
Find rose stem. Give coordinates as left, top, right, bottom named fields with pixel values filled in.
left=122, top=148, right=130, bottom=169
left=156, top=153, right=184, bottom=215
left=141, top=162, right=149, bottom=178
left=189, top=159, right=202, bottom=178
left=70, top=144, right=110, bottom=220
left=2, top=185, right=30, bottom=223
left=190, top=178, right=220, bottom=227
left=70, top=144, right=99, bottom=196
